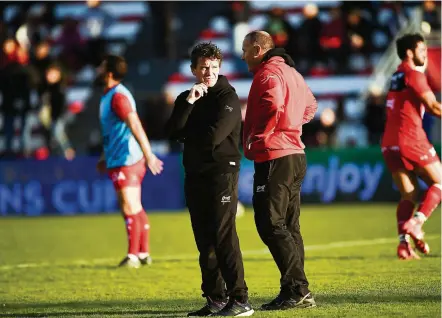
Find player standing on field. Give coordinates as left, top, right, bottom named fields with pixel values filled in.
left=96, top=55, right=164, bottom=268
left=381, top=33, right=441, bottom=260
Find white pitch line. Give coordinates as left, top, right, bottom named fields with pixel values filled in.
left=0, top=235, right=439, bottom=271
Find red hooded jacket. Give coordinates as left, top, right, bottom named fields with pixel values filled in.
left=243, top=53, right=318, bottom=162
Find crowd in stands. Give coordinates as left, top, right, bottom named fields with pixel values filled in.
left=0, top=1, right=440, bottom=159
left=0, top=0, right=114, bottom=159
left=226, top=1, right=440, bottom=147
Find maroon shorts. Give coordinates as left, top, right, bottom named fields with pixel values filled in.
left=382, top=142, right=439, bottom=172
left=107, top=158, right=146, bottom=191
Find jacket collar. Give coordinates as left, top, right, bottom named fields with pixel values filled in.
left=254, top=48, right=296, bottom=75
left=208, top=75, right=234, bottom=93
left=263, top=48, right=295, bottom=67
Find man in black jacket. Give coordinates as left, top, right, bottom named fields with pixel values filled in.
left=166, top=42, right=253, bottom=317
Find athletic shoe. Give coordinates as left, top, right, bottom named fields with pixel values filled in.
left=397, top=241, right=421, bottom=260
left=210, top=299, right=254, bottom=316
left=117, top=256, right=141, bottom=268
left=261, top=292, right=316, bottom=311
left=139, top=255, right=153, bottom=265
left=403, top=217, right=425, bottom=241
left=412, top=237, right=430, bottom=255
left=187, top=297, right=228, bottom=317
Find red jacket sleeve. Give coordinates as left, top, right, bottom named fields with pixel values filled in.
left=111, top=93, right=134, bottom=121
left=302, top=86, right=318, bottom=124
left=255, top=72, right=283, bottom=135
left=407, top=70, right=432, bottom=96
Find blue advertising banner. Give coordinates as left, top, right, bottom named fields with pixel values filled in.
left=238, top=146, right=440, bottom=205
left=0, top=155, right=185, bottom=216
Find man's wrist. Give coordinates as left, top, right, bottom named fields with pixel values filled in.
left=186, top=96, right=196, bottom=104
left=144, top=152, right=153, bottom=161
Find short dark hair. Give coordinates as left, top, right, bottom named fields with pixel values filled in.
left=104, top=54, right=127, bottom=81
left=190, top=42, right=223, bottom=69
left=396, top=33, right=425, bottom=60
left=245, top=31, right=275, bottom=51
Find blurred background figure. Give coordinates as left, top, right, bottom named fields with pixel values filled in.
left=39, top=64, right=75, bottom=160
left=54, top=17, right=85, bottom=72
left=297, top=3, right=324, bottom=74
left=0, top=38, right=32, bottom=157
left=82, top=0, right=114, bottom=67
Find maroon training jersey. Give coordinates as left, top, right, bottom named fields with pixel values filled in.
left=382, top=61, right=432, bottom=147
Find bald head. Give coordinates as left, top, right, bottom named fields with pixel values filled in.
left=245, top=31, right=275, bottom=52
left=242, top=30, right=275, bottom=72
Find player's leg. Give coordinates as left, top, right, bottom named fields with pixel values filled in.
left=391, top=170, right=421, bottom=260
left=116, top=185, right=143, bottom=268
left=415, top=160, right=441, bottom=221
left=186, top=175, right=227, bottom=317
left=137, top=211, right=151, bottom=265
left=133, top=160, right=151, bottom=265
left=404, top=160, right=442, bottom=253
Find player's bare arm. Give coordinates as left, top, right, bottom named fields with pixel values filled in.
left=419, top=91, right=441, bottom=117
left=124, top=112, right=164, bottom=175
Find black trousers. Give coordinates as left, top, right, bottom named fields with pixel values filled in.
left=253, top=154, right=310, bottom=297
left=185, top=172, right=248, bottom=302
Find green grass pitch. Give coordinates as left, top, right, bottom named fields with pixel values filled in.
left=1, top=204, right=440, bottom=317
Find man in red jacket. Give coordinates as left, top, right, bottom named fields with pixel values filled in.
left=241, top=31, right=318, bottom=311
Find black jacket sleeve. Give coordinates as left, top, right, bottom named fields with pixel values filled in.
left=165, top=91, right=194, bottom=141
left=205, top=90, right=242, bottom=146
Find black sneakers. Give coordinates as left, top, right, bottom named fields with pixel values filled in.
left=187, top=297, right=228, bottom=317
left=261, top=292, right=316, bottom=311
left=210, top=299, right=254, bottom=317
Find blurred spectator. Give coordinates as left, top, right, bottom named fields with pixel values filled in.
left=30, top=41, right=54, bottom=97
left=297, top=4, right=324, bottom=74
left=302, top=107, right=337, bottom=147
left=383, top=2, right=408, bottom=38
left=150, top=2, right=176, bottom=58
left=320, top=7, right=347, bottom=73
left=39, top=64, right=75, bottom=160
left=0, top=39, right=32, bottom=157
left=142, top=89, right=175, bottom=140
left=82, top=0, right=114, bottom=67
left=54, top=17, right=85, bottom=72
left=15, top=14, right=48, bottom=53
left=229, top=1, right=251, bottom=58
left=0, top=38, right=18, bottom=69
left=364, top=93, right=386, bottom=145
left=346, top=9, right=373, bottom=57
left=230, top=1, right=251, bottom=24
left=264, top=7, right=296, bottom=56
left=423, top=0, right=441, bottom=30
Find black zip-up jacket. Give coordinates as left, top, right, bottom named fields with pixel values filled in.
left=165, top=75, right=242, bottom=175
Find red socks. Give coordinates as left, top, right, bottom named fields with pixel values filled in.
left=124, top=214, right=141, bottom=256
left=123, top=210, right=150, bottom=257
left=416, top=184, right=441, bottom=220
left=138, top=211, right=151, bottom=255
left=397, top=200, right=415, bottom=235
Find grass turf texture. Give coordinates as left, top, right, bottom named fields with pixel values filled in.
left=1, top=204, right=440, bottom=317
